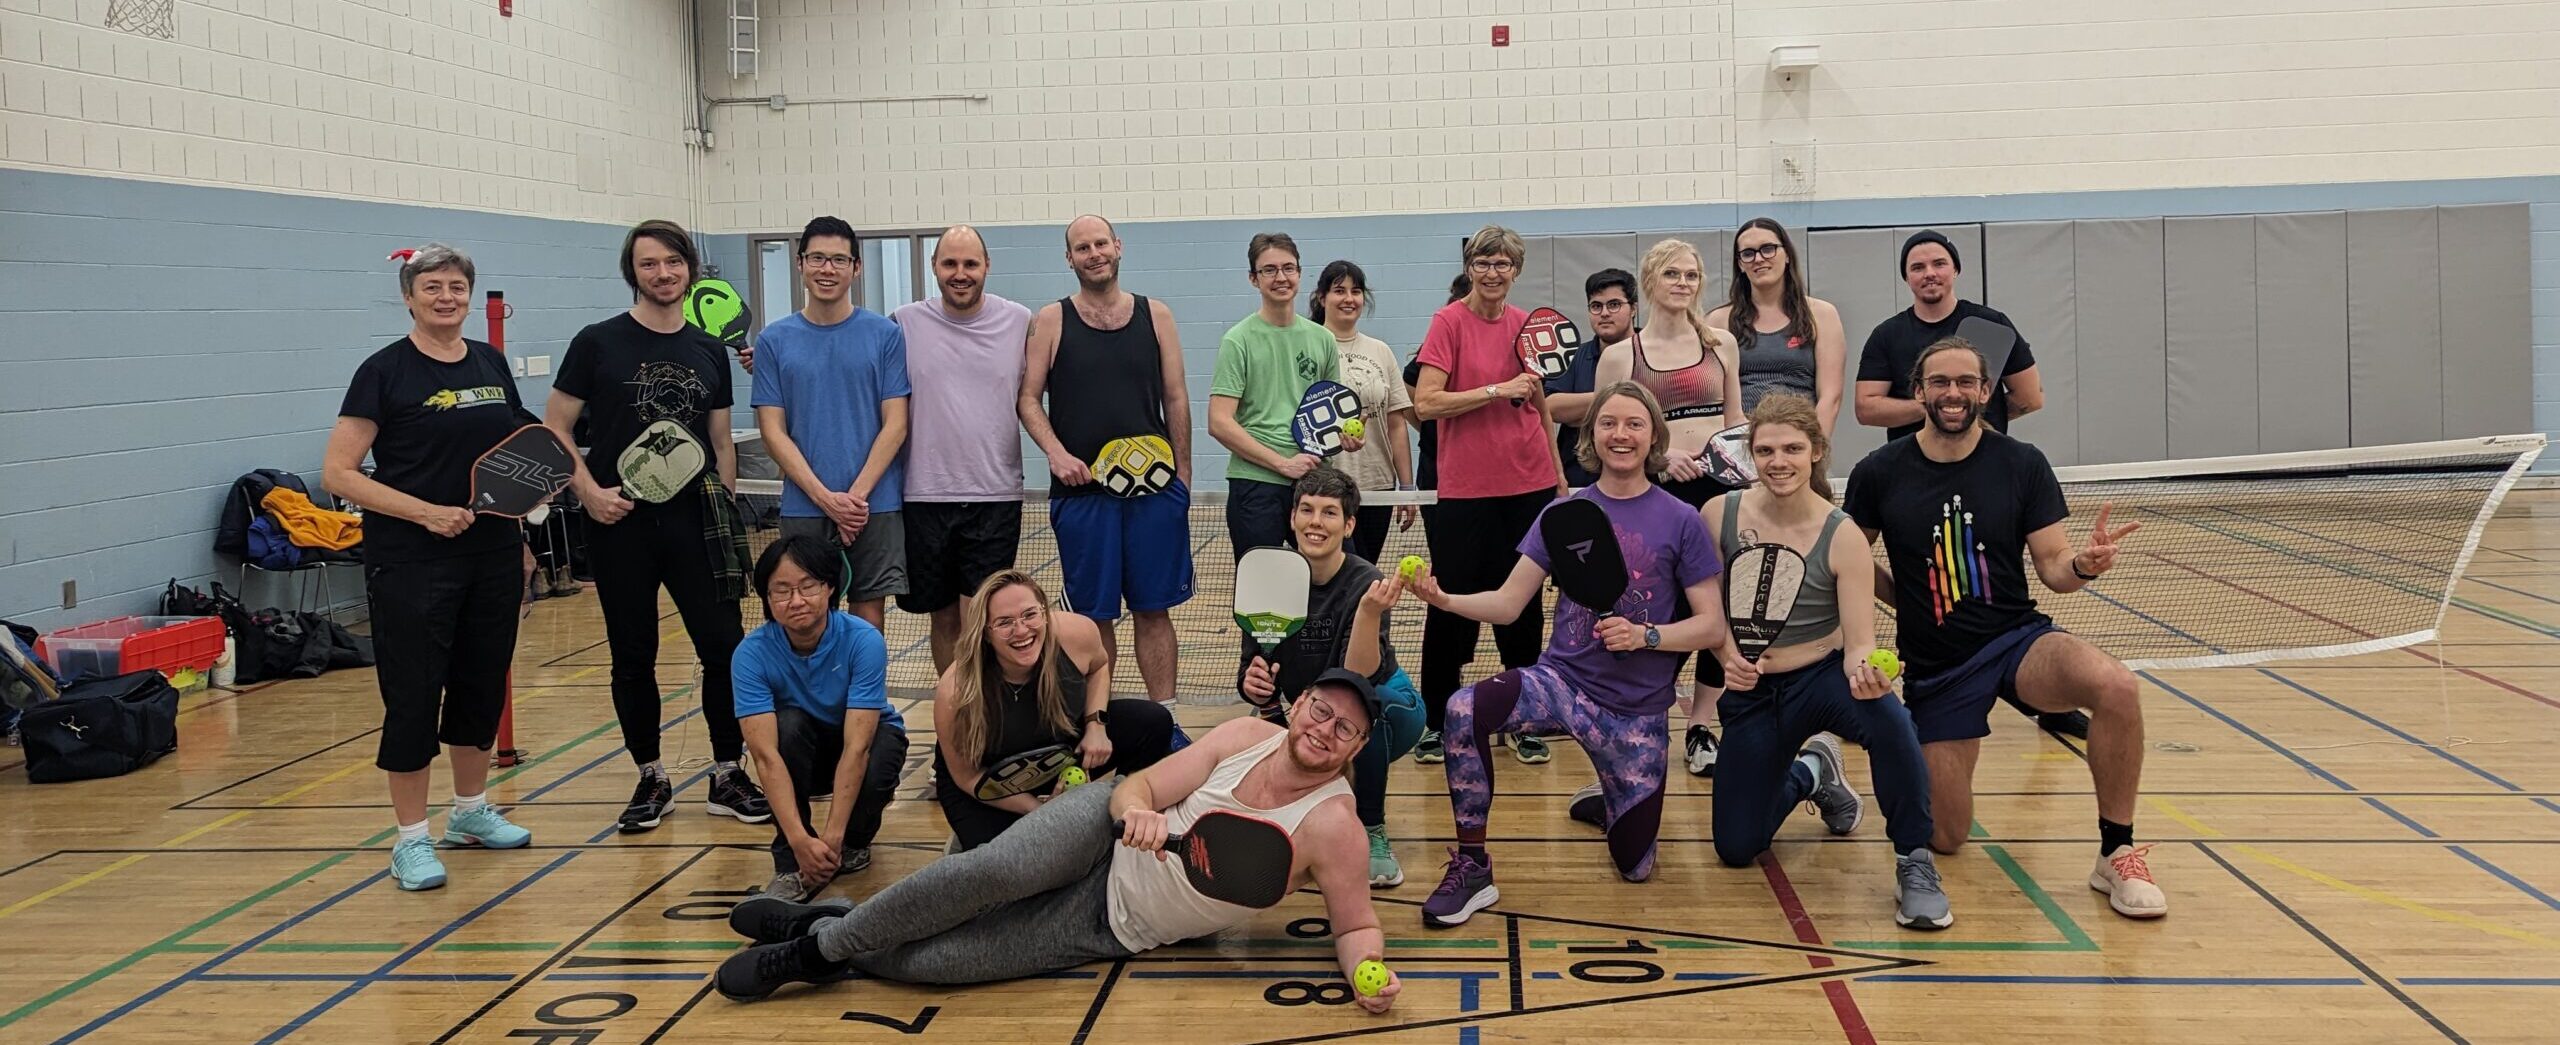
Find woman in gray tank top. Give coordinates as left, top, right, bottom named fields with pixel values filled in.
left=1699, top=394, right=1950, bottom=932
left=1707, top=219, right=1849, bottom=434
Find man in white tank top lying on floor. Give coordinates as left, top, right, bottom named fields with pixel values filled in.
left=715, top=668, right=1404, bottom=1015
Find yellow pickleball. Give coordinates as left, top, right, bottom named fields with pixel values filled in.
left=1867, top=649, right=1902, bottom=681
left=1354, top=959, right=1391, bottom=998
left=1342, top=417, right=1365, bottom=439
left=1398, top=555, right=1426, bottom=581
left=1058, top=766, right=1088, bottom=788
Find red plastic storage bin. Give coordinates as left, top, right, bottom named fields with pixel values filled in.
left=35, top=615, right=227, bottom=681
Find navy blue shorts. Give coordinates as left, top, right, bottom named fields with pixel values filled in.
left=1904, top=619, right=2061, bottom=744
left=1052, top=481, right=1195, bottom=620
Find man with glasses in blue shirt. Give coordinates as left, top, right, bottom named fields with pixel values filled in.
left=1546, top=269, right=1639, bottom=489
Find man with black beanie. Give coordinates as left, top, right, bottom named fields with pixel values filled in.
left=1852, top=230, right=2045, bottom=442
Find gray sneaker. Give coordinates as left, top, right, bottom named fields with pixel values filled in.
left=761, top=870, right=813, bottom=903
left=1801, top=735, right=1863, bottom=835
left=1896, top=849, right=1954, bottom=930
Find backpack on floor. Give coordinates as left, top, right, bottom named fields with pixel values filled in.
left=20, top=670, right=180, bottom=784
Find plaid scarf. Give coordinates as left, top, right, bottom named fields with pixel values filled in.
left=702, top=471, right=749, bottom=602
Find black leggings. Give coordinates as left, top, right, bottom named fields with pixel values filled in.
left=936, top=698, right=1177, bottom=850
left=1352, top=504, right=1392, bottom=567
left=586, top=492, right=745, bottom=765
left=768, top=707, right=907, bottom=874
left=1420, top=490, right=1551, bottom=731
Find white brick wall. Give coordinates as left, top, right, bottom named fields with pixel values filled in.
left=1734, top=0, right=2560, bottom=202
left=0, top=0, right=697, bottom=224
left=694, top=0, right=1741, bottom=231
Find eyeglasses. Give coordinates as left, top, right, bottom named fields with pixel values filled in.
left=801, top=252, right=855, bottom=270
left=989, top=606, right=1045, bottom=634
left=1736, top=243, right=1785, bottom=263
left=1253, top=263, right=1301, bottom=280
left=1587, top=299, right=1632, bottom=314
left=1468, top=258, right=1517, bottom=274
left=1298, top=694, right=1368, bottom=744
left=1919, top=374, right=1986, bottom=392
left=768, top=580, right=833, bottom=604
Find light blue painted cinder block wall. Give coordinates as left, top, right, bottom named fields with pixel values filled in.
left=0, top=169, right=660, bottom=630
left=8, top=171, right=2554, bottom=633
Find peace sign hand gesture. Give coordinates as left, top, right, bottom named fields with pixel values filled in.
left=2073, top=502, right=2141, bottom=579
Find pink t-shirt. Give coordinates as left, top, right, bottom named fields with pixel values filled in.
left=1417, top=300, right=1556, bottom=499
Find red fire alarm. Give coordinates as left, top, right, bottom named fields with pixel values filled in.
left=1492, top=25, right=1510, bottom=46
left=499, top=0, right=513, bottom=15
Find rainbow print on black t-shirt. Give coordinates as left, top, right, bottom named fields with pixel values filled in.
left=1927, top=495, right=1993, bottom=622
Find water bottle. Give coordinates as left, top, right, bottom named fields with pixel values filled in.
left=212, top=635, right=237, bottom=688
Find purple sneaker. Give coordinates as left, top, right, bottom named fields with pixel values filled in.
left=1421, top=849, right=1499, bottom=928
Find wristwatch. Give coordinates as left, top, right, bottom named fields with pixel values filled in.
left=1083, top=709, right=1110, bottom=726
left=1643, top=625, right=1661, bottom=650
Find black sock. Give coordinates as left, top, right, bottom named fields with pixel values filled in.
left=792, top=933, right=831, bottom=969
left=2099, top=818, right=2135, bottom=855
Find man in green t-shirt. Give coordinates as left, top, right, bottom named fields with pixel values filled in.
left=1208, top=231, right=1348, bottom=557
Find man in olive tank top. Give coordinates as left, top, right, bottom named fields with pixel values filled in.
left=1019, top=215, right=1196, bottom=717
left=716, top=670, right=1403, bottom=1018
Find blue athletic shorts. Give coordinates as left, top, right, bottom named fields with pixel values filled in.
left=1053, top=481, right=1195, bottom=620
left=1904, top=619, right=2061, bottom=744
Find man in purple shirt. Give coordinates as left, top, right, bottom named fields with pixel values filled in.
left=1410, top=381, right=1734, bottom=927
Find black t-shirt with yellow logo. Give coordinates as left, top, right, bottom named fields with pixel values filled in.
left=338, top=338, right=535, bottom=562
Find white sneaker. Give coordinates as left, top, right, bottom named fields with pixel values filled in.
left=2090, top=843, right=2168, bottom=919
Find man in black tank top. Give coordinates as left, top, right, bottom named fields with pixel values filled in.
left=1020, top=215, right=1196, bottom=716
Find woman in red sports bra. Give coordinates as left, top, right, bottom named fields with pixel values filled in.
left=1592, top=238, right=1743, bottom=508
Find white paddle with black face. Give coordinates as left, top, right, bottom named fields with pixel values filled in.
left=1725, top=530, right=1807, bottom=665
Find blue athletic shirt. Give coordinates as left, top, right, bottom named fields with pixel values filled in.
left=749, top=308, right=912, bottom=517
left=732, top=611, right=906, bottom=730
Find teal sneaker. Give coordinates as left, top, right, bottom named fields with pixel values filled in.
left=445, top=805, right=533, bottom=849
left=1366, top=823, right=1403, bottom=888
left=392, top=836, right=447, bottom=891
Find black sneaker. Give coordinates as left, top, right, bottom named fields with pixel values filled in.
left=1568, top=782, right=1606, bottom=827
left=1684, top=724, right=1718, bottom=777
left=2039, top=710, right=2092, bottom=739
left=730, top=894, right=853, bottom=944
left=616, top=774, right=674, bottom=834
left=839, top=845, right=871, bottom=875
left=708, top=769, right=773, bottom=824
left=715, top=938, right=850, bottom=1001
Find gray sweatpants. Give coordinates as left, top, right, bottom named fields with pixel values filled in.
left=812, top=781, right=1136, bottom=983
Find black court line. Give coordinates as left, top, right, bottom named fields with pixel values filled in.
left=636, top=979, right=720, bottom=1045
left=171, top=727, right=383, bottom=810
left=433, top=845, right=716, bottom=1042
left=1242, top=959, right=1921, bottom=1045
left=1069, top=959, right=1128, bottom=1045
left=2194, top=841, right=2467, bottom=1044
left=1505, top=913, right=1525, bottom=1011
left=0, top=851, right=60, bottom=879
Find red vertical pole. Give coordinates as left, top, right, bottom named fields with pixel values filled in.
left=487, top=290, right=525, bottom=767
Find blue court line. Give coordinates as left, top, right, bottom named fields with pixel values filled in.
left=53, top=869, right=393, bottom=1043
left=543, top=972, right=708, bottom=982
left=519, top=705, right=708, bottom=804
left=2256, top=673, right=2521, bottom=791
left=2536, top=798, right=2560, bottom=819
left=2361, top=798, right=2440, bottom=838
left=2446, top=846, right=2560, bottom=912
left=1459, top=1029, right=1479, bottom=1045
left=1857, top=974, right=2363, bottom=987
left=2165, top=510, right=2560, bottom=640
left=2399, top=977, right=2560, bottom=987
left=1527, top=971, right=1753, bottom=981
left=254, top=852, right=581, bottom=1045
left=2138, top=672, right=2352, bottom=791
left=2205, top=506, right=2560, bottom=610
left=196, top=973, right=516, bottom=983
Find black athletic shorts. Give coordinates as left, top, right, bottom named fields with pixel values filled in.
left=898, top=501, right=1025, bottom=614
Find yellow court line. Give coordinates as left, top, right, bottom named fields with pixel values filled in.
left=2235, top=845, right=2560, bottom=949
left=2147, top=798, right=2227, bottom=838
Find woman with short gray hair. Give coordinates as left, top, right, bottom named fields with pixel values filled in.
left=322, top=243, right=539, bottom=893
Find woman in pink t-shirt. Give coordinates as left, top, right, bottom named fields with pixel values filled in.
left=1406, top=226, right=1571, bottom=764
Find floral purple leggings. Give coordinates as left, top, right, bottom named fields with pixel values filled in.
left=1444, top=663, right=1668, bottom=881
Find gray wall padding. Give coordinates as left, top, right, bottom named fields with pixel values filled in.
left=2347, top=208, right=2444, bottom=446
left=2072, top=219, right=2168, bottom=464
left=1984, top=220, right=2081, bottom=466
left=2254, top=211, right=2351, bottom=452
left=1807, top=227, right=1902, bottom=471
left=2163, top=216, right=2261, bottom=458
left=2435, top=203, right=2534, bottom=439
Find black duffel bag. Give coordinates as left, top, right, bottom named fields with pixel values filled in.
left=21, top=670, right=180, bottom=784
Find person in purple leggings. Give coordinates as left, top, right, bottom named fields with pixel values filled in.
left=1409, top=381, right=1734, bottom=927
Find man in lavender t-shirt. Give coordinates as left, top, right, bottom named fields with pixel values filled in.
left=891, top=226, right=1033, bottom=671
left=1410, top=382, right=1733, bottom=927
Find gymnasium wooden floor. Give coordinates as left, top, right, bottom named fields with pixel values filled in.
left=1, top=490, right=2553, bottom=1044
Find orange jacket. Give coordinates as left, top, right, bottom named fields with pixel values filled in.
left=259, top=487, right=364, bottom=551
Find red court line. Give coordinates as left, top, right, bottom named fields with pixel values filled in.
left=1757, top=853, right=1878, bottom=1045
left=2139, top=551, right=2560, bottom=712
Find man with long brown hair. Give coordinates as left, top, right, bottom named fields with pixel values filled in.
left=930, top=569, right=1176, bottom=851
